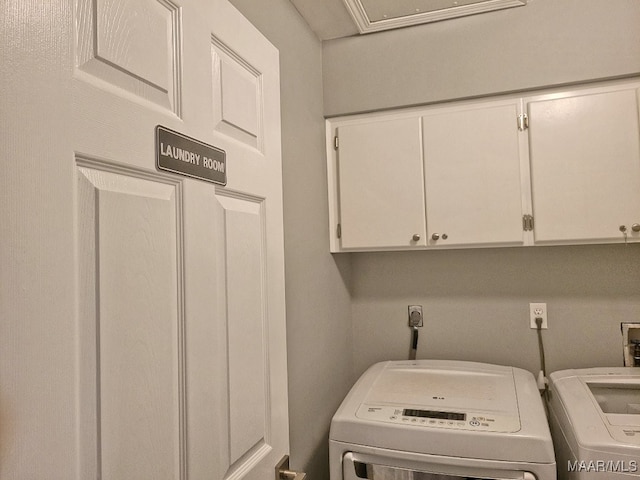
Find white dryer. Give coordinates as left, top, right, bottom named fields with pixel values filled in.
left=330, top=360, right=556, bottom=480
left=548, top=368, right=640, bottom=479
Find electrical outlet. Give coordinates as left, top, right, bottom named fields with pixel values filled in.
left=529, top=303, right=548, bottom=329
left=408, top=305, right=423, bottom=327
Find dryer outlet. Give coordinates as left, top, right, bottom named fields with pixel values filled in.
left=408, top=305, right=423, bottom=327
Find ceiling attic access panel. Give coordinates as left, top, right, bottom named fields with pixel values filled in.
left=342, top=0, right=526, bottom=34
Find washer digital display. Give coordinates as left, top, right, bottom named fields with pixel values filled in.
left=402, top=409, right=466, bottom=421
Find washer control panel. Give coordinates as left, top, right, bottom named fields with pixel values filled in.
left=356, top=404, right=521, bottom=433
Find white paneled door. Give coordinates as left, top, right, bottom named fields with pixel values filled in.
left=0, top=1, right=288, bottom=479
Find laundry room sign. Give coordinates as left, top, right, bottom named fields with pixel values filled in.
left=156, top=125, right=227, bottom=185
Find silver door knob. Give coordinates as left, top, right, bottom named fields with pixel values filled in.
left=432, top=233, right=440, bottom=240
left=412, top=234, right=421, bottom=241
left=632, top=223, right=640, bottom=232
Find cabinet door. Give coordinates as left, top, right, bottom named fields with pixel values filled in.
left=422, top=101, right=526, bottom=247
left=336, top=117, right=426, bottom=250
left=527, top=87, right=640, bottom=244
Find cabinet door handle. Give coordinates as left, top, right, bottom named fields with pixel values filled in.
left=431, top=233, right=440, bottom=240
left=412, top=234, right=421, bottom=241
left=632, top=223, right=640, bottom=233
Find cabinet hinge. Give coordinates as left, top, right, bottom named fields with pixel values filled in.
left=337, top=223, right=342, bottom=238
left=517, top=113, right=529, bottom=131
left=522, top=214, right=534, bottom=231
left=334, top=135, right=339, bottom=150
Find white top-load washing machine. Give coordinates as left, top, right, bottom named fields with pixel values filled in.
left=330, top=360, right=556, bottom=480
left=548, top=368, right=640, bottom=479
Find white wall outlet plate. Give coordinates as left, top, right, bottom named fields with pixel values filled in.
left=529, top=302, right=548, bottom=329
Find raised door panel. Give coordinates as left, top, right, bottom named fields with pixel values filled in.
left=337, top=117, right=426, bottom=250
left=76, top=0, right=182, bottom=113
left=76, top=161, right=185, bottom=480
left=422, top=101, right=525, bottom=247
left=211, top=37, right=263, bottom=150
left=216, top=193, right=269, bottom=470
left=527, top=86, right=640, bottom=244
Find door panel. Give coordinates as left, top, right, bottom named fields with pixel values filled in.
left=0, top=1, right=287, bottom=479
left=77, top=161, right=184, bottom=480
left=422, top=101, right=525, bottom=247
left=527, top=87, right=640, bottom=244
left=337, top=117, right=427, bottom=250
left=76, top=0, right=182, bottom=112
left=212, top=36, right=263, bottom=149
left=218, top=193, right=269, bottom=467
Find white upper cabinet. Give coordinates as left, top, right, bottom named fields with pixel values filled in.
left=526, top=84, right=640, bottom=245
left=333, top=116, right=427, bottom=250
left=422, top=100, right=526, bottom=248
left=326, top=78, right=640, bottom=252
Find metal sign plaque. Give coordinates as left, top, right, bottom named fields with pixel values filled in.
left=156, top=125, right=227, bottom=185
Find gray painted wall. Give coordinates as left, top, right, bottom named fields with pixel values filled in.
left=227, top=2, right=353, bottom=480
left=351, top=245, right=640, bottom=379
left=323, top=0, right=640, bottom=116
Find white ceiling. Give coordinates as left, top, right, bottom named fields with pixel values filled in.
left=289, top=0, right=527, bottom=40
left=288, top=0, right=359, bottom=40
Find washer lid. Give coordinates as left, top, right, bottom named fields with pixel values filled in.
left=550, top=367, right=640, bottom=454
left=357, top=361, right=521, bottom=432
